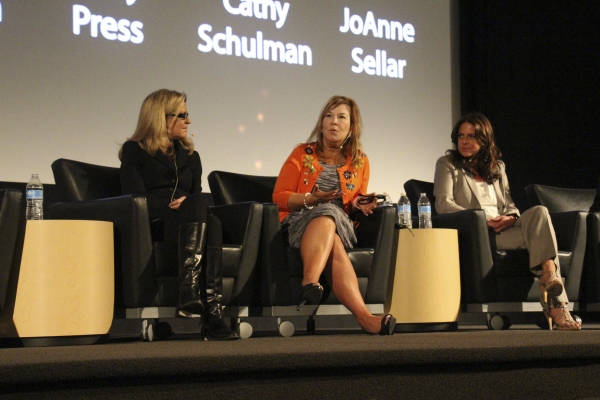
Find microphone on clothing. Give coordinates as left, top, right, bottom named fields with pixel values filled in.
left=340, top=133, right=351, bottom=149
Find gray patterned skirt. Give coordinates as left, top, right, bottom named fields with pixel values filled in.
left=283, top=202, right=357, bottom=249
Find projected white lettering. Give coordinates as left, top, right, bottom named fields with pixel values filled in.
left=222, top=0, right=290, bottom=29
left=198, top=24, right=312, bottom=65
left=339, top=7, right=414, bottom=79
left=72, top=4, right=144, bottom=44
left=351, top=48, right=406, bottom=78
left=339, top=7, right=414, bottom=42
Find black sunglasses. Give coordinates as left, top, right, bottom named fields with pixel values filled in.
left=166, top=112, right=189, bottom=120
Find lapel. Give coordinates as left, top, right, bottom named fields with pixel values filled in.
left=493, top=177, right=505, bottom=212
left=461, top=167, right=483, bottom=207
left=153, top=141, right=189, bottom=171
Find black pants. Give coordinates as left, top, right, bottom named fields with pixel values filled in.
left=151, top=194, right=223, bottom=289
left=154, top=193, right=210, bottom=243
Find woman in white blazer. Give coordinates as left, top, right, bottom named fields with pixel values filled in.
left=434, top=112, right=580, bottom=331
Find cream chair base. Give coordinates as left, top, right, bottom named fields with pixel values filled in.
left=385, top=228, right=461, bottom=332
left=0, top=220, right=114, bottom=346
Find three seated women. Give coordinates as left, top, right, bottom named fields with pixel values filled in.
left=119, top=89, right=582, bottom=334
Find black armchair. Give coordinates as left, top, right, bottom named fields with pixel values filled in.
left=0, top=190, right=24, bottom=327
left=525, top=184, right=597, bottom=308
left=48, top=159, right=262, bottom=339
left=404, top=179, right=588, bottom=329
left=208, top=170, right=395, bottom=336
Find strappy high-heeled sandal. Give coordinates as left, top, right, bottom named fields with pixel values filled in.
left=538, top=270, right=564, bottom=305
left=297, top=283, right=323, bottom=311
left=544, top=304, right=582, bottom=331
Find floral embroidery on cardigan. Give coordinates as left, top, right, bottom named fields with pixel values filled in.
left=354, top=154, right=365, bottom=170
left=303, top=154, right=316, bottom=173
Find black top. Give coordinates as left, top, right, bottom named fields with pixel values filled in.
left=120, top=140, right=202, bottom=221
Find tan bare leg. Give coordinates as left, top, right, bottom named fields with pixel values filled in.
left=325, top=235, right=386, bottom=334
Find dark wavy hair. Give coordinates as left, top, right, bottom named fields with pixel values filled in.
left=447, top=112, right=502, bottom=184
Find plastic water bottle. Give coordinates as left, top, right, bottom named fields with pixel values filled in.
left=417, top=193, right=432, bottom=229
left=26, top=174, right=43, bottom=220
left=397, top=192, right=412, bottom=228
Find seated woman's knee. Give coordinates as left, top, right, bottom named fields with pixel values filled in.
left=310, top=215, right=336, bottom=228
left=527, top=205, right=550, bottom=219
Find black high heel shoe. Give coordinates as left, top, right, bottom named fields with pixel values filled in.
left=297, top=283, right=323, bottom=311
left=379, top=314, right=396, bottom=335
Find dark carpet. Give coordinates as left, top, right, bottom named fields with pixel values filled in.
left=1, top=320, right=600, bottom=399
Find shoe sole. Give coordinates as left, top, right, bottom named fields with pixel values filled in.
left=545, top=281, right=564, bottom=297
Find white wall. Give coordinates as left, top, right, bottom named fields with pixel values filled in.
left=0, top=0, right=458, bottom=201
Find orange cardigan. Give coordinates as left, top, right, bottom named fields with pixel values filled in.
left=273, top=142, right=370, bottom=222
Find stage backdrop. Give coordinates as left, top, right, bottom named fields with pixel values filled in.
left=0, top=0, right=458, bottom=201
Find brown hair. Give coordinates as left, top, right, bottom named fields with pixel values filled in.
left=447, top=112, right=502, bottom=184
left=119, top=89, right=193, bottom=160
left=307, top=95, right=364, bottom=168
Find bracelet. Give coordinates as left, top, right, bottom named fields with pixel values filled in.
left=303, top=193, right=314, bottom=210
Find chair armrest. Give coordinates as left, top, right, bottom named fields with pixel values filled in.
left=584, top=212, right=600, bottom=302
left=0, top=189, right=24, bottom=312
left=47, top=195, right=156, bottom=308
left=433, top=209, right=495, bottom=303
left=210, top=202, right=262, bottom=245
left=550, top=211, right=587, bottom=252
left=353, top=205, right=396, bottom=304
left=549, top=211, right=587, bottom=301
left=209, top=202, right=263, bottom=305
left=258, top=203, right=293, bottom=306
left=353, top=206, right=394, bottom=249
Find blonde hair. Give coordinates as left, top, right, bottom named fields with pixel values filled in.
left=307, top=95, right=364, bottom=168
left=119, top=89, right=193, bottom=159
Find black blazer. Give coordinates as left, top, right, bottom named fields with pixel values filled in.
left=120, top=140, right=202, bottom=221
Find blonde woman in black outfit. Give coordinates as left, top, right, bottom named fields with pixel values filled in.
left=119, top=89, right=239, bottom=340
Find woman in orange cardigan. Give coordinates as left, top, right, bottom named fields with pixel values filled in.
left=273, top=95, right=395, bottom=335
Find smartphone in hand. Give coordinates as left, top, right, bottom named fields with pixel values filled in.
left=357, top=194, right=387, bottom=205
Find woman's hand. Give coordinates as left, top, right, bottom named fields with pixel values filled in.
left=310, top=184, right=343, bottom=203
left=169, top=196, right=187, bottom=210
left=487, top=215, right=517, bottom=233
left=293, top=184, right=343, bottom=210
left=354, top=192, right=377, bottom=216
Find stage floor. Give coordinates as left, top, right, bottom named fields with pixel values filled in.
left=2, top=318, right=600, bottom=399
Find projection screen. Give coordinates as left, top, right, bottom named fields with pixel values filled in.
left=0, top=0, right=459, bottom=201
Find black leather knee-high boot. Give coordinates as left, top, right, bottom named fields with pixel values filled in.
left=201, top=215, right=240, bottom=340
left=176, top=222, right=206, bottom=319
